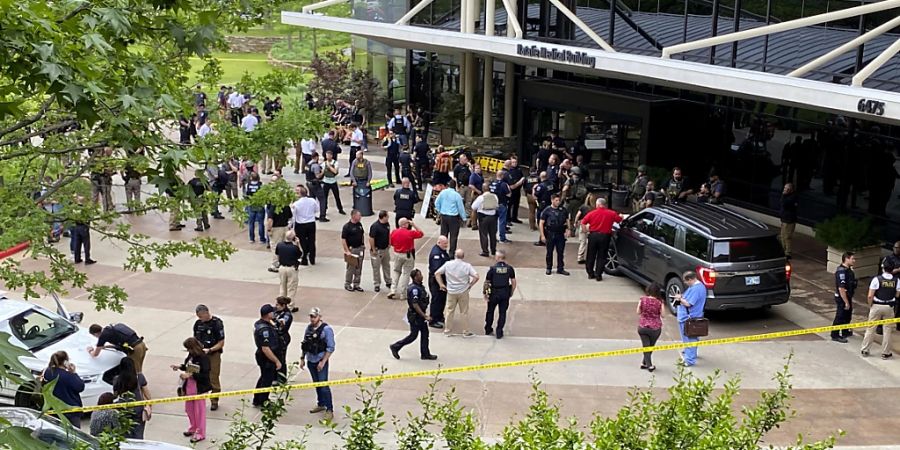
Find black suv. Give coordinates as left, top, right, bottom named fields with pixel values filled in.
left=606, top=202, right=791, bottom=313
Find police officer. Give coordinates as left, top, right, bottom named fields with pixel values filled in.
left=389, top=269, right=438, bottom=360
left=252, top=304, right=281, bottom=407
left=393, top=177, right=420, bottom=228
left=193, top=304, right=225, bottom=410
left=532, top=171, right=553, bottom=246
left=428, top=236, right=451, bottom=329
left=879, top=241, right=900, bottom=333
left=561, top=166, right=588, bottom=232
left=306, top=152, right=327, bottom=222
left=540, top=194, right=570, bottom=276
left=88, top=323, right=147, bottom=373
left=630, top=165, right=649, bottom=212
left=861, top=259, right=899, bottom=359
left=273, top=296, right=294, bottom=380
left=831, top=252, right=857, bottom=343
left=483, top=250, right=517, bottom=339
left=399, top=146, right=416, bottom=191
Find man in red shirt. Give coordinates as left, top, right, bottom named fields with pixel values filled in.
left=388, top=217, right=425, bottom=300
left=581, top=197, right=623, bottom=281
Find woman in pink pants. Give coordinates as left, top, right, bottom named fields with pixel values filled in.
left=171, top=337, right=211, bottom=443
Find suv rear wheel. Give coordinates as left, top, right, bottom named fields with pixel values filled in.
left=664, top=276, right=684, bottom=316
left=604, top=240, right=621, bottom=276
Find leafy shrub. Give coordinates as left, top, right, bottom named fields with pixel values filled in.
left=814, top=215, right=880, bottom=250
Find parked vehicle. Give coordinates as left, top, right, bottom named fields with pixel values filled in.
left=606, top=202, right=791, bottom=314
left=0, top=292, right=123, bottom=408
left=0, top=407, right=190, bottom=449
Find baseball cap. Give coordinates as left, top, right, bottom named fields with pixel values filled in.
left=260, top=304, right=275, bottom=316
left=309, top=307, right=321, bottom=317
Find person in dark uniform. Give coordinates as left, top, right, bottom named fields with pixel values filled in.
left=273, top=296, right=294, bottom=380
left=389, top=269, right=438, bottom=360
left=88, top=323, right=147, bottom=373
left=393, top=178, right=420, bottom=228
left=506, top=156, right=525, bottom=224
left=428, top=236, right=451, bottom=328
left=399, top=147, right=416, bottom=191
left=532, top=171, right=552, bottom=246
left=884, top=241, right=900, bottom=331
left=661, top=167, right=693, bottom=204
left=382, top=131, right=401, bottom=187
left=533, top=139, right=552, bottom=173
left=412, top=136, right=430, bottom=189
left=861, top=259, right=899, bottom=359
left=252, top=304, right=281, bottom=407
left=540, top=194, right=570, bottom=276
left=832, top=252, right=857, bottom=343
left=489, top=169, right=512, bottom=243
left=193, top=305, right=225, bottom=410
left=483, top=250, right=517, bottom=339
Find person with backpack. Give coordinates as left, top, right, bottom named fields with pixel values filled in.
left=472, top=183, right=499, bottom=257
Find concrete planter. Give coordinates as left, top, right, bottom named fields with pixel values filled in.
left=826, top=245, right=883, bottom=274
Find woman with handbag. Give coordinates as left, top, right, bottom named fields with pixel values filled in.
left=636, top=283, right=664, bottom=372
left=171, top=337, right=211, bottom=443
left=112, top=357, right=151, bottom=439
left=42, top=351, right=85, bottom=427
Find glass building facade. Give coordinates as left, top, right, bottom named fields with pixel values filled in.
left=349, top=0, right=900, bottom=239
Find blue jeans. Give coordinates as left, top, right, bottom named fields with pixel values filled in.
left=497, top=204, right=508, bottom=241
left=679, top=321, right=699, bottom=366
left=248, top=208, right=266, bottom=242
left=307, top=359, right=333, bottom=411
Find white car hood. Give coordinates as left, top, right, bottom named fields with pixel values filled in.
left=23, top=328, right=124, bottom=376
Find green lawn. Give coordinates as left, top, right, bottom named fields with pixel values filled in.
left=189, top=52, right=276, bottom=85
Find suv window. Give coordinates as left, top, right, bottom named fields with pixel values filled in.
left=654, top=218, right=677, bottom=247
left=712, top=236, right=784, bottom=262
left=630, top=212, right=656, bottom=235
left=685, top=230, right=710, bottom=260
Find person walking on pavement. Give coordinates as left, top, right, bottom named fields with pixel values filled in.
left=321, top=150, right=346, bottom=216
left=273, top=296, right=295, bottom=379
left=489, top=169, right=512, bottom=243
left=435, top=180, right=468, bottom=256
left=342, top=210, right=366, bottom=292
left=636, top=282, right=664, bottom=372
left=393, top=177, right=420, bottom=228
left=388, top=217, right=424, bottom=300
left=390, top=269, right=438, bottom=360
left=291, top=185, right=319, bottom=266
left=369, top=210, right=392, bottom=293
left=435, top=249, right=480, bottom=337
left=581, top=198, right=623, bottom=281
left=275, top=231, right=302, bottom=300
left=428, top=236, right=451, bottom=329
left=193, top=305, right=225, bottom=410
left=779, top=183, right=799, bottom=259
left=675, top=271, right=706, bottom=367
left=483, top=250, right=516, bottom=339
left=88, top=323, right=147, bottom=373
left=539, top=194, right=570, bottom=276
left=861, top=259, right=899, bottom=359
left=472, top=183, right=499, bottom=257
left=383, top=131, right=402, bottom=187
left=252, top=304, right=281, bottom=408
left=267, top=187, right=293, bottom=273
left=832, top=252, right=857, bottom=343
left=301, top=307, right=335, bottom=422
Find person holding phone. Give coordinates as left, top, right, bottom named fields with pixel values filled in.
left=43, top=351, right=85, bottom=427
left=170, top=337, right=210, bottom=443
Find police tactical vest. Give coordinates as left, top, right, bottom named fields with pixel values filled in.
left=874, top=275, right=898, bottom=303
left=301, top=323, right=329, bottom=354
left=407, top=284, right=430, bottom=320
left=545, top=208, right=566, bottom=232
left=352, top=161, right=369, bottom=179
left=392, top=116, right=407, bottom=134
left=481, top=193, right=498, bottom=211
left=491, top=263, right=512, bottom=289
left=396, top=190, right=414, bottom=211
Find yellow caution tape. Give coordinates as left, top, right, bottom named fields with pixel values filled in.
left=56, top=317, right=900, bottom=414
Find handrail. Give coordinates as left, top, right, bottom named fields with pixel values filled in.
left=852, top=37, right=900, bottom=86
left=661, top=0, right=900, bottom=59
left=301, top=0, right=349, bottom=14
left=501, top=0, right=523, bottom=38
left=396, top=0, right=436, bottom=25
left=548, top=0, right=615, bottom=52
left=789, top=15, right=900, bottom=78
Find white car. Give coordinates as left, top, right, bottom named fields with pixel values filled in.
left=0, top=291, right=124, bottom=408
left=0, top=407, right=191, bottom=449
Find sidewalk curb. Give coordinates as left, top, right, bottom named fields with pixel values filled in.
left=0, top=241, right=30, bottom=260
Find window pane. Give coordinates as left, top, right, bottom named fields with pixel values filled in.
left=655, top=219, right=677, bottom=246
left=685, top=230, right=710, bottom=261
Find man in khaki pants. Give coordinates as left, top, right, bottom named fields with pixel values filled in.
left=274, top=231, right=302, bottom=300
left=388, top=218, right=424, bottom=300
left=435, top=249, right=479, bottom=337
left=193, top=305, right=225, bottom=410
left=368, top=210, right=392, bottom=293
left=861, top=259, right=899, bottom=360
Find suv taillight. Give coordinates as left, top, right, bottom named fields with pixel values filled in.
left=785, top=263, right=792, bottom=282
left=697, top=266, right=717, bottom=288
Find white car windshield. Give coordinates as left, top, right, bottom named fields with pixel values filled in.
left=9, top=308, right=77, bottom=352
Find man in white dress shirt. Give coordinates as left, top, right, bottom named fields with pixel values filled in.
left=291, top=185, right=320, bottom=266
